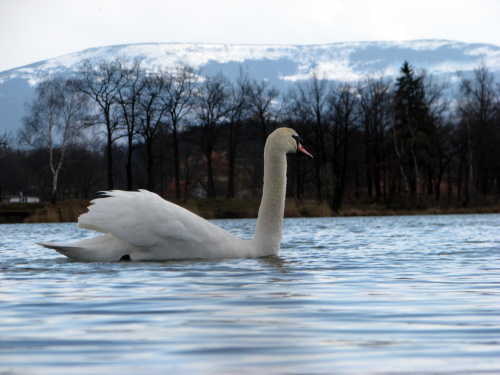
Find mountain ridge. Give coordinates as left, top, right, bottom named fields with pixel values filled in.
left=1, top=39, right=500, bottom=133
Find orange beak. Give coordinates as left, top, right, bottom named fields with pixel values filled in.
left=297, top=142, right=313, bottom=159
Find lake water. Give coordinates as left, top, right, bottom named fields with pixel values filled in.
left=1, top=214, right=499, bottom=374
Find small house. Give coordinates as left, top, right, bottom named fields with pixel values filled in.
left=2, top=192, right=40, bottom=203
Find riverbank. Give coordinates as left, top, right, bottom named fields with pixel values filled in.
left=1, top=197, right=500, bottom=224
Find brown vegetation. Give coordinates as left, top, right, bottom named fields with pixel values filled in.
left=22, top=200, right=89, bottom=223
left=1, top=197, right=498, bottom=224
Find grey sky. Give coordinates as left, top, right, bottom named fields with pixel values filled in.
left=1, top=0, right=499, bottom=72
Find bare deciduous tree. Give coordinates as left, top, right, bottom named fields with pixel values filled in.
left=249, top=79, right=280, bottom=144
left=357, top=76, right=391, bottom=202
left=289, top=71, right=329, bottom=201
left=328, top=83, right=358, bottom=210
left=20, top=77, right=88, bottom=202
left=75, top=58, right=129, bottom=190
left=195, top=73, right=229, bottom=198
left=162, top=65, right=197, bottom=199
left=224, top=69, right=252, bottom=198
left=116, top=59, right=145, bottom=190
left=458, top=64, right=499, bottom=206
left=137, top=73, right=169, bottom=191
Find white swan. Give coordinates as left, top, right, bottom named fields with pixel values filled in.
left=41, top=127, right=312, bottom=261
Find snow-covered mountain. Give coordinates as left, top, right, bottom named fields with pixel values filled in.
left=1, top=40, right=500, bottom=133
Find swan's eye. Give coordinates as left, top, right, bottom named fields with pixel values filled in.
left=291, top=134, right=303, bottom=145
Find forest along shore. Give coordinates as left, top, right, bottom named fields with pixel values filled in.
left=1, top=198, right=500, bottom=224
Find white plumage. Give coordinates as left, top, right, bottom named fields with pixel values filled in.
left=40, top=128, right=312, bottom=261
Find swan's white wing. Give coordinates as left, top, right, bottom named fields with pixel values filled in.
left=78, top=190, right=236, bottom=258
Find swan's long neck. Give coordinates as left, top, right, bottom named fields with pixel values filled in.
left=253, top=139, right=287, bottom=254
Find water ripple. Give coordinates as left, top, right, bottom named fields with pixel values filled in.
left=1, top=215, right=499, bottom=374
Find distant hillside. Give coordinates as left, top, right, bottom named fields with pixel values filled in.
left=1, top=40, right=500, bottom=133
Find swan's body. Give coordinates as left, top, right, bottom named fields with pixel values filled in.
left=41, top=128, right=312, bottom=261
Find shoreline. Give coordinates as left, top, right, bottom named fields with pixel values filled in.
left=1, top=198, right=499, bottom=224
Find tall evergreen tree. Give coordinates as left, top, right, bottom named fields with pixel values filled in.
left=392, top=61, right=435, bottom=202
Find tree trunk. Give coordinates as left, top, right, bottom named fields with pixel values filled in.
left=146, top=138, right=154, bottom=191
left=51, top=169, right=59, bottom=204
left=105, top=111, right=114, bottom=190
left=364, top=125, right=373, bottom=198
left=106, top=135, right=114, bottom=190
left=206, top=148, right=216, bottom=199
left=172, top=125, right=181, bottom=199
left=464, top=119, right=475, bottom=207
left=227, top=141, right=236, bottom=199
left=126, top=133, right=133, bottom=190
left=314, top=154, right=322, bottom=202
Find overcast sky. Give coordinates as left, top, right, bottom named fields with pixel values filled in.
left=1, top=0, right=499, bottom=72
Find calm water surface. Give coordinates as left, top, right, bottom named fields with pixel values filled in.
left=1, top=214, right=499, bottom=374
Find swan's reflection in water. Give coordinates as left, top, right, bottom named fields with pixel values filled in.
left=258, top=255, right=292, bottom=272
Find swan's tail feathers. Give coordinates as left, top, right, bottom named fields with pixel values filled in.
left=39, top=234, right=138, bottom=262
left=40, top=242, right=92, bottom=262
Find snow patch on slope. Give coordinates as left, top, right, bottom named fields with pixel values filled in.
left=3, top=39, right=498, bottom=86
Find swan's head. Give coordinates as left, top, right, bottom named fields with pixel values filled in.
left=269, top=127, right=313, bottom=159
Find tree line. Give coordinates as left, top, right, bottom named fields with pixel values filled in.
left=1, top=57, right=499, bottom=210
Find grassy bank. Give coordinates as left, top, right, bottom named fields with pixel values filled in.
left=0, top=200, right=91, bottom=224
left=1, top=197, right=499, bottom=224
